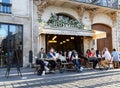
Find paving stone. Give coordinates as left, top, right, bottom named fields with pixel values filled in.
left=0, top=68, right=120, bottom=88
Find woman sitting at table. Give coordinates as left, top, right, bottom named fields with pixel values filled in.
left=47, top=48, right=57, bottom=71
left=87, top=48, right=98, bottom=70
left=70, top=50, right=83, bottom=72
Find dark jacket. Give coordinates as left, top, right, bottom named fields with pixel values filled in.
left=37, top=52, right=47, bottom=60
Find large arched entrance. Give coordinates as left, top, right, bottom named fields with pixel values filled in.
left=92, top=24, right=112, bottom=52
left=42, top=13, right=85, bottom=53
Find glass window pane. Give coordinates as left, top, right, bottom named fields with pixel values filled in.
left=2, top=0, right=10, bottom=3
left=0, top=24, right=8, bottom=38
left=9, top=25, right=16, bottom=35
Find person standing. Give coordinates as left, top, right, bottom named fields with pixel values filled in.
left=101, top=47, right=112, bottom=69
left=111, top=48, right=120, bottom=68
left=111, top=48, right=119, bottom=62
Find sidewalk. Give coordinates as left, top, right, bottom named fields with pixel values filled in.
left=0, top=68, right=120, bottom=88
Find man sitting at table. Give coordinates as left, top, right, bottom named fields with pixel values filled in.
left=37, top=48, right=49, bottom=73
left=47, top=48, right=57, bottom=71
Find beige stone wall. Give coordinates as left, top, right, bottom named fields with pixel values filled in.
left=0, top=0, right=31, bottom=67
left=93, top=13, right=113, bottom=27
left=82, top=11, right=91, bottom=30
left=116, top=11, right=120, bottom=52
left=11, top=0, right=30, bottom=17
left=41, top=6, right=80, bottom=22
left=32, top=3, right=41, bottom=56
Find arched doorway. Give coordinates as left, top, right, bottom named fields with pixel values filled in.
left=45, top=13, right=84, bottom=53
left=92, top=24, right=112, bottom=52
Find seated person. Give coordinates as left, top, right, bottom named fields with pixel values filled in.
left=78, top=50, right=88, bottom=66
left=101, top=47, right=112, bottom=69
left=59, top=52, right=66, bottom=62
left=87, top=48, right=98, bottom=70
left=47, top=48, right=57, bottom=71
left=70, top=50, right=83, bottom=72
left=37, top=48, right=49, bottom=73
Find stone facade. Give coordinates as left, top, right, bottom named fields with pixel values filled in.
left=33, top=0, right=120, bottom=55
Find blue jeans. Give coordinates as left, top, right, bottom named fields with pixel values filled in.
left=72, top=59, right=81, bottom=69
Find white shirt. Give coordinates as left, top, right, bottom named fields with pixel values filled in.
left=91, top=50, right=96, bottom=57
left=41, top=53, right=43, bottom=58
left=40, top=53, right=44, bottom=60
left=102, top=51, right=111, bottom=60
left=68, top=51, right=72, bottom=59
left=56, top=53, right=59, bottom=59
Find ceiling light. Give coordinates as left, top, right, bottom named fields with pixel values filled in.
left=71, top=37, right=74, bottom=39
left=63, top=41, right=66, bottom=43
left=52, top=36, right=57, bottom=40
left=48, top=40, right=57, bottom=43
left=66, top=39, right=70, bottom=41
left=60, top=42, right=63, bottom=44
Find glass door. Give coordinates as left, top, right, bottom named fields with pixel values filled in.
left=0, top=23, right=23, bottom=67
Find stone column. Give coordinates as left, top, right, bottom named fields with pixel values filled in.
left=118, top=12, right=120, bottom=51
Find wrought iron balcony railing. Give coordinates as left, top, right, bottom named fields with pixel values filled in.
left=0, top=2, right=12, bottom=14
left=71, top=0, right=118, bottom=9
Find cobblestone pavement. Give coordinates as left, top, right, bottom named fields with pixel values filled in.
left=0, top=68, right=120, bottom=88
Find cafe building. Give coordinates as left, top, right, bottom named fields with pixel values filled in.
left=33, top=0, right=119, bottom=56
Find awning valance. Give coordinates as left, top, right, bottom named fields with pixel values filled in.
left=39, top=27, right=94, bottom=36
left=92, top=30, right=106, bottom=39
left=39, top=27, right=106, bottom=39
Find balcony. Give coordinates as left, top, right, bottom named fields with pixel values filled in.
left=0, top=2, right=12, bottom=14
left=71, top=0, right=118, bottom=9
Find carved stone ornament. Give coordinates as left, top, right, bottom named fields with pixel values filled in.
left=34, top=0, right=49, bottom=17
left=77, top=5, right=85, bottom=21
left=85, top=7, right=98, bottom=22
left=106, top=12, right=117, bottom=24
